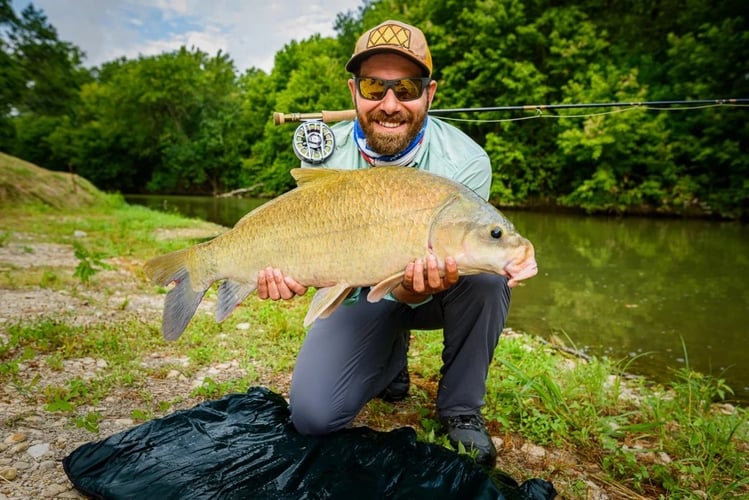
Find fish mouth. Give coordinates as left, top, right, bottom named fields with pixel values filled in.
left=503, top=244, right=538, bottom=287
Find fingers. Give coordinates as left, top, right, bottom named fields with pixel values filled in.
left=405, top=255, right=459, bottom=294
left=284, top=276, right=309, bottom=296
left=410, top=259, right=424, bottom=292
left=257, top=267, right=306, bottom=300
left=426, top=254, right=441, bottom=289
left=444, top=256, right=459, bottom=286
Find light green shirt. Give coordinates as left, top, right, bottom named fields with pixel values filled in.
left=301, top=116, right=492, bottom=200
left=300, top=116, right=492, bottom=307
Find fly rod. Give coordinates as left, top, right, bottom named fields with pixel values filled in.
left=273, top=98, right=749, bottom=125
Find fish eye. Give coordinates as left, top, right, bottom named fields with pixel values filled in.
left=490, top=227, right=502, bottom=239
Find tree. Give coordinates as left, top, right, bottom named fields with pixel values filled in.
left=1, top=2, right=91, bottom=169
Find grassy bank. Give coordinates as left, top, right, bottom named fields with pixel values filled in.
left=1, top=164, right=747, bottom=498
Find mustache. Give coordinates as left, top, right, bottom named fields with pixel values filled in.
left=367, top=110, right=412, bottom=123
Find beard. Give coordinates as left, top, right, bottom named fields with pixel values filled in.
left=357, top=104, right=428, bottom=156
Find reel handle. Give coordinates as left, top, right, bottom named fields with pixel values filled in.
left=274, top=109, right=356, bottom=125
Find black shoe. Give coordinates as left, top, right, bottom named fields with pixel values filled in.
left=377, top=366, right=410, bottom=402
left=377, top=331, right=411, bottom=402
left=439, top=414, right=497, bottom=467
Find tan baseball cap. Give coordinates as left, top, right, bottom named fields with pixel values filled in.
left=345, top=20, right=433, bottom=76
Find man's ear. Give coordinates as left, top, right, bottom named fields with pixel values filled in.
left=426, top=80, right=438, bottom=108
left=348, top=78, right=357, bottom=105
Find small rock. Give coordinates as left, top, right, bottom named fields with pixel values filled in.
left=236, top=322, right=250, bottom=330
left=39, top=460, right=57, bottom=470
left=520, top=442, right=547, bottom=460
left=10, top=442, right=29, bottom=454
left=4, top=432, right=27, bottom=444
left=0, top=467, right=17, bottom=481
left=27, top=442, right=50, bottom=458
left=491, top=436, right=504, bottom=450
left=73, top=230, right=87, bottom=238
left=44, top=483, right=70, bottom=497
left=12, top=461, right=31, bottom=470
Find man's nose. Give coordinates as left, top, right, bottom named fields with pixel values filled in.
left=379, top=88, right=401, bottom=113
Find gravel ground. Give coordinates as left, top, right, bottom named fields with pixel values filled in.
left=0, top=235, right=251, bottom=499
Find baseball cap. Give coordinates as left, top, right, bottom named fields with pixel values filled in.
left=345, top=20, right=433, bottom=77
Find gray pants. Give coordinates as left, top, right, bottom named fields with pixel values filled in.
left=289, top=273, right=511, bottom=435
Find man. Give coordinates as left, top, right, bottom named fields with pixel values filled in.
left=257, top=20, right=529, bottom=467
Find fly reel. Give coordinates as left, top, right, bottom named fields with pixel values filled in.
left=292, top=121, right=335, bottom=164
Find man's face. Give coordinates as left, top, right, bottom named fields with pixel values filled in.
left=349, top=53, right=437, bottom=155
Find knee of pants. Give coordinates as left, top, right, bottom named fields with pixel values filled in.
left=461, top=273, right=510, bottom=303
left=289, top=393, right=354, bottom=436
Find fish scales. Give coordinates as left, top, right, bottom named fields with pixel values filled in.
left=144, top=166, right=537, bottom=340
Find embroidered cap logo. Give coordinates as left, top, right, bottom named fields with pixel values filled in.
left=367, top=24, right=411, bottom=50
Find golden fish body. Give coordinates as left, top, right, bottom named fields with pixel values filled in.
left=144, top=166, right=537, bottom=340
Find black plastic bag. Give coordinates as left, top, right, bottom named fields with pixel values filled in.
left=63, top=387, right=556, bottom=499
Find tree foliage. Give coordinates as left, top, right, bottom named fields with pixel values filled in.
left=1, top=0, right=747, bottom=217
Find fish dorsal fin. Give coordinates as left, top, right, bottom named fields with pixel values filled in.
left=367, top=272, right=406, bottom=302
left=290, top=167, right=342, bottom=187
left=304, top=283, right=354, bottom=327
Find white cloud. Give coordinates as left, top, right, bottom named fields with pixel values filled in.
left=11, top=0, right=363, bottom=72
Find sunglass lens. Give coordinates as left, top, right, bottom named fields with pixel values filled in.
left=394, top=79, right=423, bottom=100
left=358, top=78, right=385, bottom=100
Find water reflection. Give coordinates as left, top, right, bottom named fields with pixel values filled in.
left=126, top=195, right=749, bottom=402
left=507, top=211, right=749, bottom=402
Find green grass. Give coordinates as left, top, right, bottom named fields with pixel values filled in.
left=1, top=195, right=747, bottom=499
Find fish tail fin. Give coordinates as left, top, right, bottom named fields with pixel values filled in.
left=162, top=268, right=205, bottom=340
left=144, top=248, right=191, bottom=286
left=144, top=249, right=205, bottom=341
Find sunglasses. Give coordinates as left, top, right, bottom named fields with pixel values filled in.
left=354, top=77, right=431, bottom=101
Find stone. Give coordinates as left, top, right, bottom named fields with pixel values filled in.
left=0, top=467, right=17, bottom=481
left=4, top=432, right=27, bottom=444
left=27, top=442, right=50, bottom=458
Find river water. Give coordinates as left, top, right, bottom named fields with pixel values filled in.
left=126, top=194, right=749, bottom=402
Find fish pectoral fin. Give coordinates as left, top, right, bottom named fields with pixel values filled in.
left=216, top=280, right=256, bottom=322
left=304, top=284, right=353, bottom=327
left=367, top=272, right=406, bottom=302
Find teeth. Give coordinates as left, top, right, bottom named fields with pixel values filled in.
left=378, top=121, right=401, bottom=128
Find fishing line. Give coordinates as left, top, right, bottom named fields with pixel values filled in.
left=274, top=99, right=748, bottom=163
left=435, top=102, right=749, bottom=124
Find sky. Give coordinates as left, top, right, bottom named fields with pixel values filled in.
left=11, top=0, right=364, bottom=73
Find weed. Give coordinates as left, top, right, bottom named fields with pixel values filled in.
left=191, top=377, right=245, bottom=399
left=72, top=241, right=111, bottom=283
left=131, top=408, right=152, bottom=422
left=75, top=411, right=103, bottom=433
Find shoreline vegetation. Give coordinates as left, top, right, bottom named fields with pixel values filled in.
left=1, top=157, right=747, bottom=498
left=2, top=1, right=747, bottom=221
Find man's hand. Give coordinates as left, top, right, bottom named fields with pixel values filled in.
left=391, top=255, right=459, bottom=304
left=257, top=267, right=308, bottom=300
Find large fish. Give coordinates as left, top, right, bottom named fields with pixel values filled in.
left=144, top=166, right=537, bottom=340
